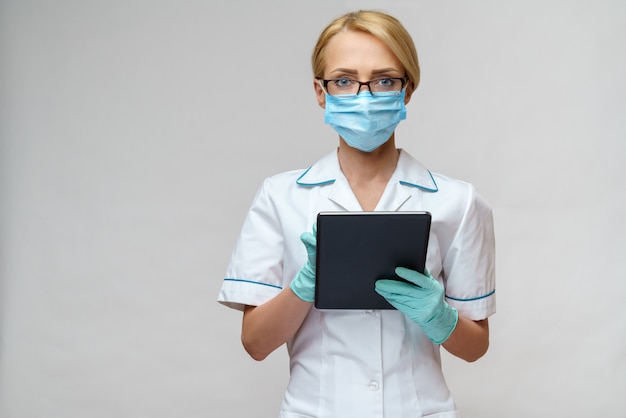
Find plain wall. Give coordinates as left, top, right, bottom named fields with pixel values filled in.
left=1, top=1, right=625, bottom=417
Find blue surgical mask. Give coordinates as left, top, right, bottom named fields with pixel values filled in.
left=324, top=90, right=406, bottom=152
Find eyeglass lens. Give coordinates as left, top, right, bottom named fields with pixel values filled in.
left=325, top=78, right=405, bottom=96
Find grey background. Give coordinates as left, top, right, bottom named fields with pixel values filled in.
left=1, top=0, right=625, bottom=417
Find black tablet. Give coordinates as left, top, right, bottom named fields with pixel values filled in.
left=314, top=211, right=431, bottom=310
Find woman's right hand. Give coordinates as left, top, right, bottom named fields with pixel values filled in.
left=289, top=226, right=317, bottom=302
left=242, top=225, right=317, bottom=360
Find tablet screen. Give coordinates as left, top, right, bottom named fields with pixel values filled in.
left=314, top=211, right=431, bottom=310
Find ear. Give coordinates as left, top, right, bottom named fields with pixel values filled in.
left=314, top=79, right=326, bottom=108
left=404, top=83, right=415, bottom=105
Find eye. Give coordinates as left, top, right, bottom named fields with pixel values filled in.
left=374, top=78, right=397, bottom=89
left=332, top=78, right=356, bottom=89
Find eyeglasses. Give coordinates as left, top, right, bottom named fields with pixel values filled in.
left=317, top=77, right=408, bottom=97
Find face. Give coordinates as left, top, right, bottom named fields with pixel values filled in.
left=314, top=30, right=414, bottom=108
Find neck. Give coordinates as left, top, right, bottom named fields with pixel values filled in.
left=337, top=137, right=400, bottom=182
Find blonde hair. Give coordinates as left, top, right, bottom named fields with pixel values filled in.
left=312, top=10, right=420, bottom=90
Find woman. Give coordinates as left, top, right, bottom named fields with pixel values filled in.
left=218, top=10, right=495, bottom=418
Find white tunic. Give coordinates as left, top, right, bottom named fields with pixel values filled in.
left=218, top=149, right=496, bottom=418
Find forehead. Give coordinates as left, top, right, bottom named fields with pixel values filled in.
left=323, top=30, right=403, bottom=76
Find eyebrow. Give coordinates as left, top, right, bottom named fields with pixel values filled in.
left=329, top=67, right=403, bottom=77
left=372, top=68, right=403, bottom=75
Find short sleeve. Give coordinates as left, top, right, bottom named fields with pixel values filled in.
left=217, top=179, right=284, bottom=311
left=443, top=186, right=496, bottom=320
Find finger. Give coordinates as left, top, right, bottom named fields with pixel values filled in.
left=375, top=292, right=414, bottom=312
left=395, top=267, right=435, bottom=289
left=375, top=279, right=422, bottom=297
left=300, top=231, right=316, bottom=247
left=375, top=283, right=422, bottom=307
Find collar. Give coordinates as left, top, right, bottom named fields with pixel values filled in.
left=296, top=149, right=438, bottom=193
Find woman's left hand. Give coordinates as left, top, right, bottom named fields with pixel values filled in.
left=375, top=267, right=458, bottom=344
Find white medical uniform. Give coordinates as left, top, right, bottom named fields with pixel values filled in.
left=218, top=149, right=496, bottom=418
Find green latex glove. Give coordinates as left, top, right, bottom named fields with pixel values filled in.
left=375, top=267, right=459, bottom=344
left=289, top=225, right=317, bottom=302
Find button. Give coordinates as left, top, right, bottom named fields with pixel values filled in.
left=368, top=380, right=380, bottom=391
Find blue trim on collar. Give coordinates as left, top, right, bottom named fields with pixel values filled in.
left=399, top=170, right=439, bottom=192
left=296, top=166, right=336, bottom=187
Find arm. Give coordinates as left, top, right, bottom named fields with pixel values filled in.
left=440, top=186, right=494, bottom=362
left=376, top=267, right=491, bottom=362
left=443, top=317, right=489, bottom=362
left=242, top=228, right=317, bottom=361
left=242, top=290, right=312, bottom=361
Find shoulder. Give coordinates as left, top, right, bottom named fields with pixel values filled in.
left=397, top=151, right=492, bottom=220
left=431, top=171, right=476, bottom=198
left=429, top=172, right=492, bottom=223
left=262, top=168, right=307, bottom=188
left=398, top=150, right=482, bottom=201
left=257, top=151, right=338, bottom=196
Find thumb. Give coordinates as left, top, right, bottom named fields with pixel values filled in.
left=300, top=231, right=317, bottom=253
